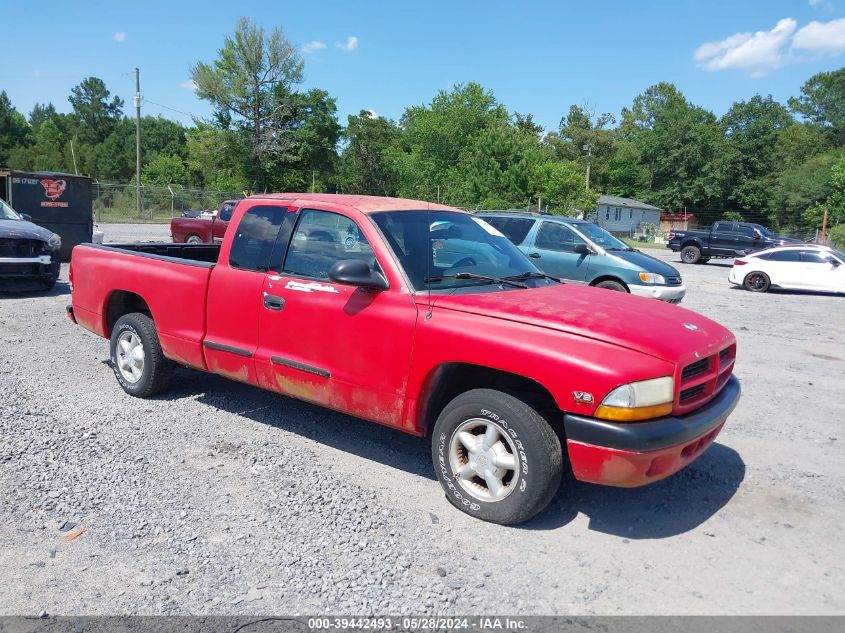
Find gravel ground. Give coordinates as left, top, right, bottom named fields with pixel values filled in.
left=1, top=225, right=844, bottom=615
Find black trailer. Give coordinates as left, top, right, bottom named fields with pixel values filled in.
left=0, top=169, right=93, bottom=261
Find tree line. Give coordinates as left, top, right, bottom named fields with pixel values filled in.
left=1, top=17, right=844, bottom=238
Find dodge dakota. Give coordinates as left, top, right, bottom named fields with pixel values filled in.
left=68, top=194, right=740, bottom=525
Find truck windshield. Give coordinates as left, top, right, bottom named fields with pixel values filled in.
left=573, top=222, right=629, bottom=250
left=0, top=199, right=22, bottom=221
left=371, top=210, right=548, bottom=291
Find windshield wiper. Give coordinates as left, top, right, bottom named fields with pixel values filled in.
left=502, top=271, right=561, bottom=283
left=424, top=272, right=528, bottom=289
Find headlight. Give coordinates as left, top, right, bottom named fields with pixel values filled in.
left=595, top=376, right=674, bottom=422
left=638, top=272, right=666, bottom=285
left=48, top=234, right=62, bottom=249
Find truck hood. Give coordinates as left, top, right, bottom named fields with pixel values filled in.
left=605, top=249, right=680, bottom=277
left=0, top=218, right=55, bottom=242
left=426, top=284, right=733, bottom=363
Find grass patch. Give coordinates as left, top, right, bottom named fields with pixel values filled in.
left=622, top=238, right=668, bottom=250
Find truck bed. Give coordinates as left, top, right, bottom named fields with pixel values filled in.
left=70, top=242, right=217, bottom=370
left=89, top=242, right=220, bottom=265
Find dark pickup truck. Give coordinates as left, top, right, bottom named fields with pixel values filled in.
left=667, top=221, right=800, bottom=264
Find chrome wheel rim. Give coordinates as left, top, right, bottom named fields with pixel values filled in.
left=116, top=331, right=145, bottom=383
left=187, top=235, right=202, bottom=244
left=449, top=418, right=520, bottom=503
left=683, top=250, right=697, bottom=262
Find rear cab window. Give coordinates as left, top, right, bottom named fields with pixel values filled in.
left=229, top=205, right=291, bottom=272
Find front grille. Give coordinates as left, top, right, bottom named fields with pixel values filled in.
left=665, top=275, right=682, bottom=286
left=680, top=384, right=705, bottom=402
left=676, top=344, right=736, bottom=413
left=0, top=238, right=46, bottom=258
left=682, top=358, right=710, bottom=381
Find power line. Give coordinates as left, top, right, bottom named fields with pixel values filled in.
left=141, top=97, right=196, bottom=119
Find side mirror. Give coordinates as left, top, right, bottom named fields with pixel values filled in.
left=753, top=229, right=762, bottom=239
left=328, top=259, right=389, bottom=291
left=829, top=258, right=841, bottom=267
left=574, top=243, right=591, bottom=256
left=20, top=213, right=32, bottom=222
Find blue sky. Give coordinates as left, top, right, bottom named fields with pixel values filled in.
left=2, top=0, right=845, bottom=131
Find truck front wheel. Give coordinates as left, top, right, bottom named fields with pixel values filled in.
left=432, top=389, right=563, bottom=525
left=110, top=313, right=174, bottom=398
left=681, top=245, right=702, bottom=264
left=186, top=234, right=203, bottom=244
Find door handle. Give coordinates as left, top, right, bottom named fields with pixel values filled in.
left=263, top=294, right=285, bottom=311
left=529, top=252, right=541, bottom=259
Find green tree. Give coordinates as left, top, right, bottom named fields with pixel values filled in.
left=391, top=82, right=509, bottom=201
left=717, top=95, right=793, bottom=212
left=142, top=153, right=189, bottom=185
left=338, top=110, right=401, bottom=196
left=0, top=91, right=31, bottom=166
left=611, top=82, right=723, bottom=209
left=186, top=121, right=249, bottom=191
left=789, top=67, right=845, bottom=147
left=68, top=77, right=124, bottom=144
left=191, top=17, right=304, bottom=189
left=546, top=104, right=616, bottom=192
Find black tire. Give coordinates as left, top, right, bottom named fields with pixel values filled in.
left=109, top=313, right=174, bottom=397
left=432, top=388, right=563, bottom=525
left=594, top=279, right=628, bottom=292
left=743, top=271, right=770, bottom=293
left=681, top=245, right=701, bottom=264
left=186, top=234, right=203, bottom=244
left=42, top=278, right=57, bottom=290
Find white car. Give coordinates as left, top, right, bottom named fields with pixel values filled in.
left=728, top=244, right=845, bottom=294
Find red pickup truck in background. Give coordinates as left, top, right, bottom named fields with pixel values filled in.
left=170, top=199, right=239, bottom=244
left=68, top=194, right=740, bottom=525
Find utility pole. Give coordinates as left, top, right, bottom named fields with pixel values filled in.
left=821, top=208, right=829, bottom=244
left=583, top=143, right=592, bottom=191
left=134, top=68, right=142, bottom=218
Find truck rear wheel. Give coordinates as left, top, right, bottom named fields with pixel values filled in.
left=110, top=313, right=174, bottom=398
left=432, top=389, right=562, bottom=525
left=186, top=234, right=203, bottom=244
left=681, top=245, right=701, bottom=264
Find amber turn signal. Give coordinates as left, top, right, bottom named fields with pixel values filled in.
left=594, top=402, right=674, bottom=422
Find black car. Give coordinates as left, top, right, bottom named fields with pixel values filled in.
left=0, top=198, right=62, bottom=289
left=667, top=220, right=801, bottom=264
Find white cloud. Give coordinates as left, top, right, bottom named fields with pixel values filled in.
left=366, top=109, right=378, bottom=118
left=301, top=40, right=326, bottom=54
left=793, top=18, right=845, bottom=55
left=693, top=18, right=796, bottom=76
left=180, top=79, right=197, bottom=90
left=113, top=31, right=126, bottom=42
left=335, top=36, right=358, bottom=52
left=808, top=0, right=823, bottom=6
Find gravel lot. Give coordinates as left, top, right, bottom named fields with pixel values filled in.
left=1, top=224, right=844, bottom=615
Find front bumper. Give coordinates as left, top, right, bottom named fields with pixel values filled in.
left=0, top=254, right=60, bottom=280
left=629, top=283, right=686, bottom=303
left=564, top=375, right=740, bottom=487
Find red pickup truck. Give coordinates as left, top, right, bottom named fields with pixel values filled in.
left=170, top=200, right=238, bottom=244
left=68, top=194, right=740, bottom=525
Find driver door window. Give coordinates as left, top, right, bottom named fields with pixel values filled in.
left=535, top=222, right=585, bottom=253
left=283, top=209, right=379, bottom=280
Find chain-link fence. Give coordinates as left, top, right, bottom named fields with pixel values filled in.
left=92, top=182, right=244, bottom=223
